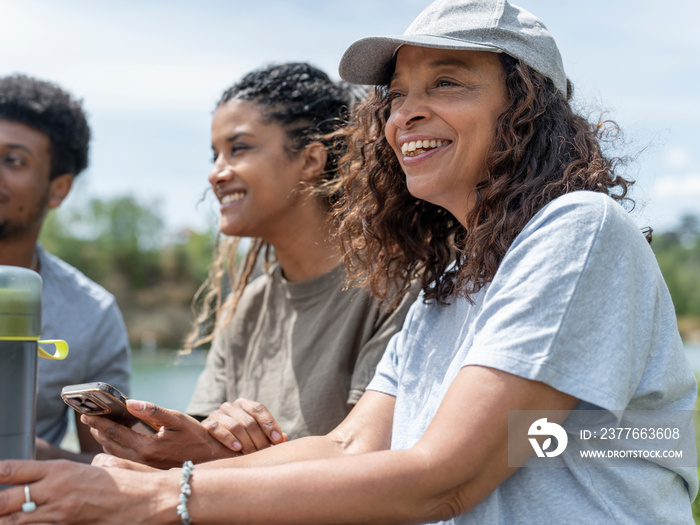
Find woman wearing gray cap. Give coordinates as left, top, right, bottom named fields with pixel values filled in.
left=0, top=1, right=695, bottom=523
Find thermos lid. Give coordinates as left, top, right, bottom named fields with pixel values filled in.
left=0, top=265, right=42, bottom=338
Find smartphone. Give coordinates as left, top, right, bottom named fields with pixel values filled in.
left=61, top=382, right=158, bottom=435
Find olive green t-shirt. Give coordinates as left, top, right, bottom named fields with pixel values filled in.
left=187, top=264, right=415, bottom=439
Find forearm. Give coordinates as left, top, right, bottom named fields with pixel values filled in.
left=187, top=448, right=456, bottom=524
left=197, top=433, right=349, bottom=469
left=198, top=392, right=392, bottom=470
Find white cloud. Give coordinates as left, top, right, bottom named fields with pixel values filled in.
left=653, top=173, right=700, bottom=198
left=664, top=146, right=693, bottom=170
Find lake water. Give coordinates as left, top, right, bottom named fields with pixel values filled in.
left=683, top=343, right=700, bottom=377
left=130, top=349, right=208, bottom=413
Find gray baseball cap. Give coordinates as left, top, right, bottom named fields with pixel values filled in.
left=338, top=0, right=567, bottom=94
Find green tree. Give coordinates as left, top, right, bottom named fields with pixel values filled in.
left=41, top=195, right=165, bottom=287
left=651, top=213, right=700, bottom=317
left=40, top=195, right=218, bottom=349
left=161, top=229, right=218, bottom=285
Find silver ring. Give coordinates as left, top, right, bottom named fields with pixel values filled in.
left=22, top=484, right=37, bottom=513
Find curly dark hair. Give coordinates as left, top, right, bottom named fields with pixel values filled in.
left=0, top=74, right=90, bottom=179
left=217, top=62, right=365, bottom=191
left=334, top=53, right=637, bottom=307
left=186, top=62, right=365, bottom=350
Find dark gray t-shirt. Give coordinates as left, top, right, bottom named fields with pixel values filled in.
left=187, top=264, right=415, bottom=439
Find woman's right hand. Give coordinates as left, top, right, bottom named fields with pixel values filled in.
left=202, top=398, right=288, bottom=454
left=83, top=400, right=238, bottom=469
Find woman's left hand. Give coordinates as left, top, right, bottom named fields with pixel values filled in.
left=0, top=459, right=174, bottom=524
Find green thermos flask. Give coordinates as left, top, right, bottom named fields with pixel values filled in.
left=0, top=265, right=68, bottom=461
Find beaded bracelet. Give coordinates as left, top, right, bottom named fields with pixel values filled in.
left=177, top=460, right=194, bottom=525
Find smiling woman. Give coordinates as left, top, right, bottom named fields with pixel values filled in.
left=208, top=98, right=322, bottom=242
left=70, top=62, right=416, bottom=470
left=384, top=47, right=508, bottom=222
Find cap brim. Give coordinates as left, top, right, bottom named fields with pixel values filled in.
left=339, top=35, right=500, bottom=85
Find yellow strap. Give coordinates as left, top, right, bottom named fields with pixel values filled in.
left=38, top=339, right=69, bottom=360
left=0, top=336, right=69, bottom=359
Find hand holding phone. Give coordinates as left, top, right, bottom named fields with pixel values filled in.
left=82, top=398, right=240, bottom=469
left=61, top=382, right=158, bottom=435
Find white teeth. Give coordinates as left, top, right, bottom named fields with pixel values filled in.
left=221, top=192, right=245, bottom=204
left=401, top=139, right=449, bottom=156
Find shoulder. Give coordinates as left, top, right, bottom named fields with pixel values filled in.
left=514, top=191, right=644, bottom=254
left=37, top=245, right=118, bottom=311
left=536, top=191, right=641, bottom=235
left=493, top=191, right=655, bottom=302
left=238, top=266, right=278, bottom=304
left=247, top=269, right=275, bottom=293
left=530, top=191, right=630, bottom=231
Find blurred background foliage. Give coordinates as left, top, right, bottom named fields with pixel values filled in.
left=39, top=196, right=700, bottom=348
left=652, top=215, right=700, bottom=321
left=40, top=195, right=217, bottom=350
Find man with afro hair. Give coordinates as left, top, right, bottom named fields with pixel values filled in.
left=0, top=74, right=131, bottom=462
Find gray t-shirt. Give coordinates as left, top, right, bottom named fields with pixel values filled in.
left=369, top=191, right=698, bottom=524
left=187, top=263, right=414, bottom=439
left=36, top=244, right=132, bottom=445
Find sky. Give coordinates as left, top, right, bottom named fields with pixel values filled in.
left=1, top=0, right=698, bottom=235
